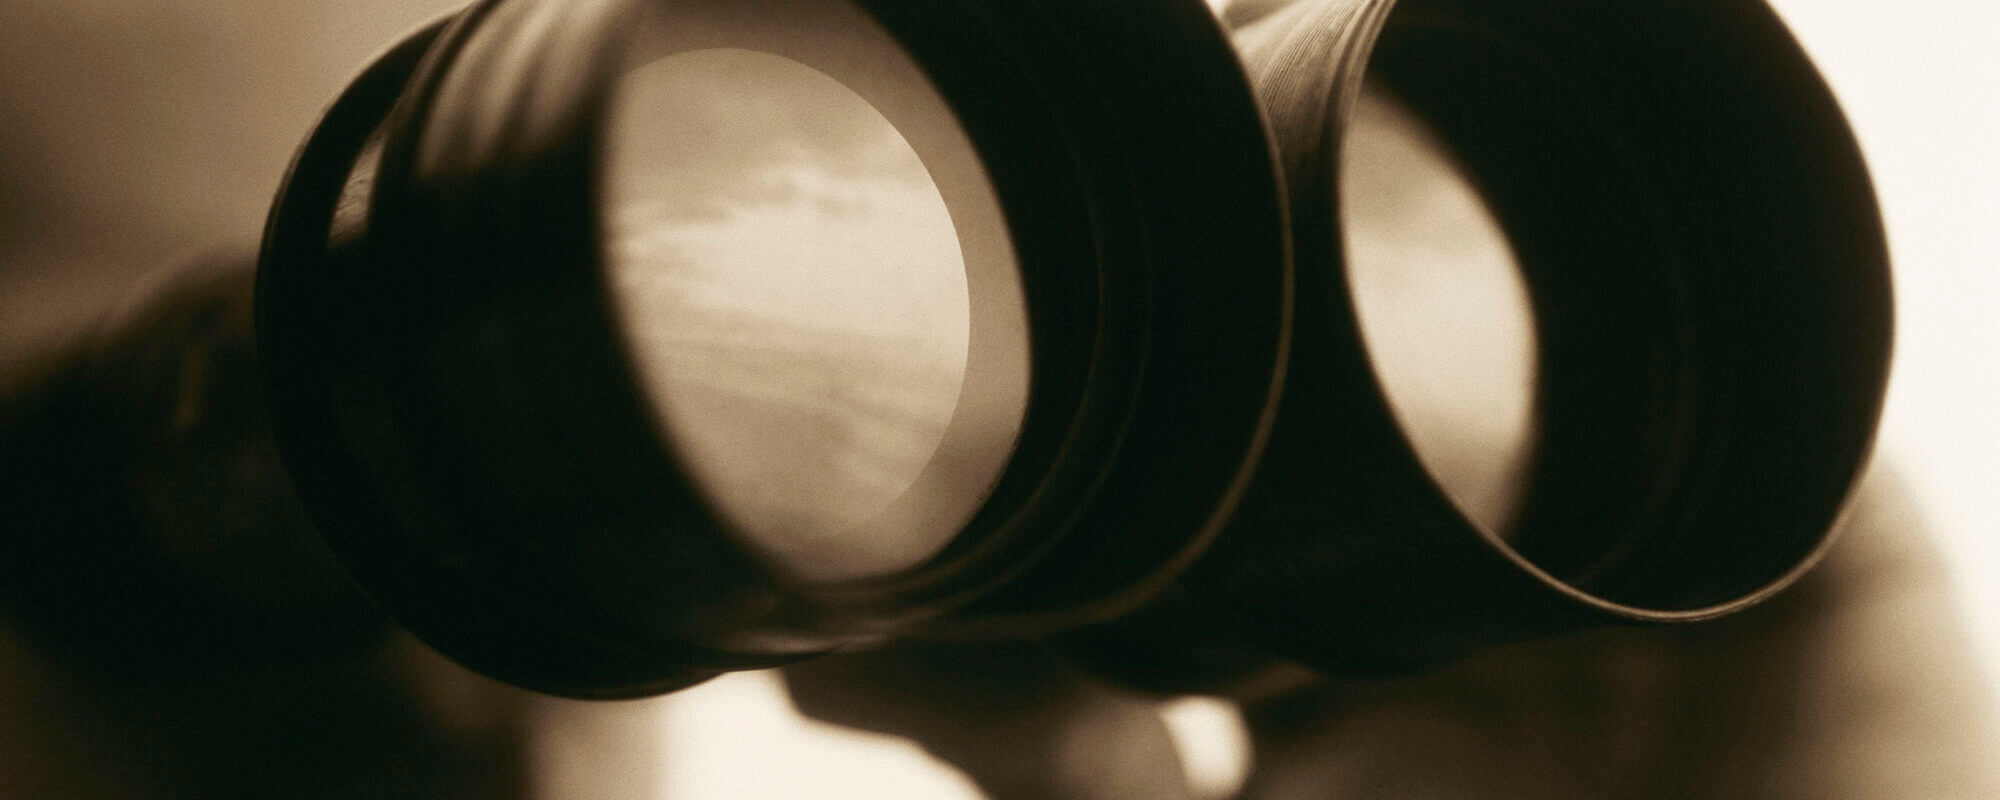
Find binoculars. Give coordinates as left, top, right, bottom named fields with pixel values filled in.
left=257, top=0, right=1891, bottom=698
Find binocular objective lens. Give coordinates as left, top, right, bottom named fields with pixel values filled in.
left=1342, top=86, right=1537, bottom=536
left=601, top=47, right=1028, bottom=583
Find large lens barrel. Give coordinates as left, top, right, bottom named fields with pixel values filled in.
left=259, top=0, right=1288, bottom=698
left=259, top=0, right=1889, bottom=699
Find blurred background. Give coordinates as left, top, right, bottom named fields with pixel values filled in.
left=1, top=0, right=1995, bottom=797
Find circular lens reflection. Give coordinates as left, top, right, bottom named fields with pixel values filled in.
left=1342, top=86, right=1539, bottom=536
left=605, top=46, right=1027, bottom=582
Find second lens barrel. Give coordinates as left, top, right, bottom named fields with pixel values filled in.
left=1063, top=0, right=1891, bottom=693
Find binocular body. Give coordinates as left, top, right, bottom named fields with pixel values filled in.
left=257, top=0, right=1890, bottom=697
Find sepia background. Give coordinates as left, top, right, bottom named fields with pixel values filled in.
left=1, top=0, right=1996, bottom=797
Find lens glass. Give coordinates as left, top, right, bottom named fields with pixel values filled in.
left=1342, top=85, right=1538, bottom=535
left=604, top=46, right=1027, bottom=581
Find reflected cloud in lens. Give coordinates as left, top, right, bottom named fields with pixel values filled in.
left=605, top=48, right=988, bottom=580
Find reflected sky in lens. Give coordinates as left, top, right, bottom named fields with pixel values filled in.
left=605, top=49, right=974, bottom=580
left=1343, top=86, right=1537, bottom=535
